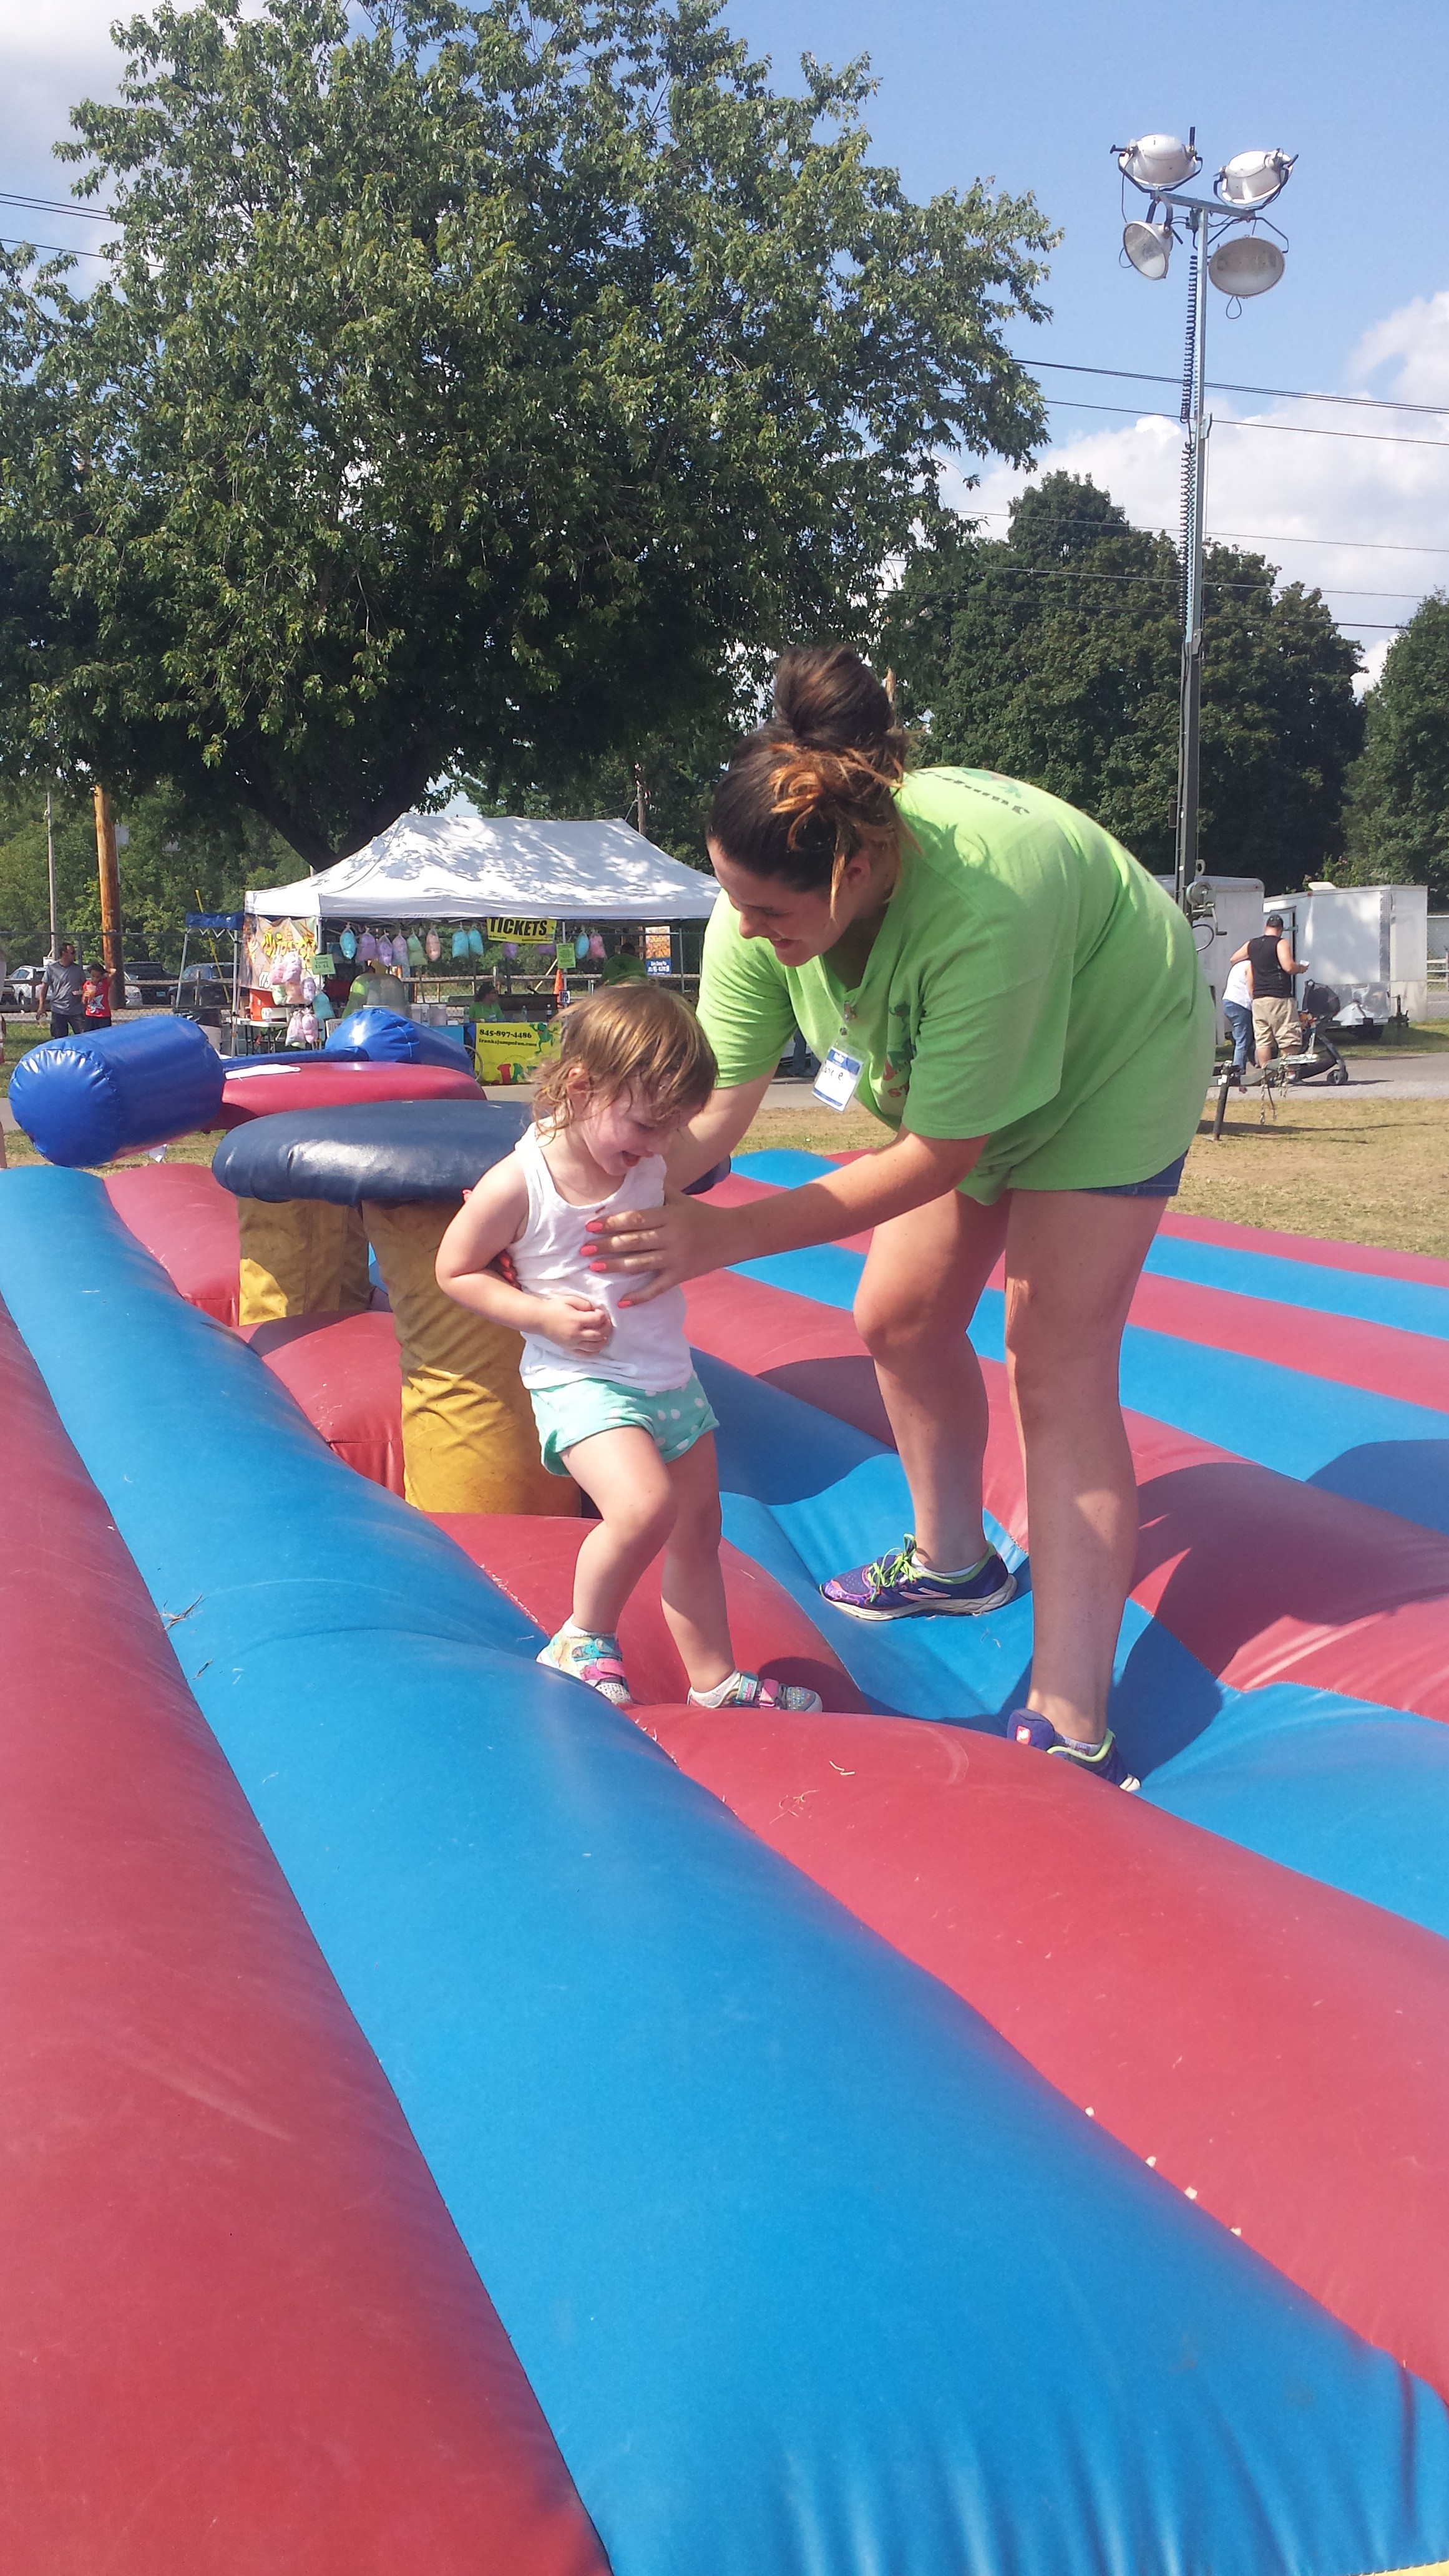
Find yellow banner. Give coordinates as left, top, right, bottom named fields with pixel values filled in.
left=487, top=916, right=557, bottom=941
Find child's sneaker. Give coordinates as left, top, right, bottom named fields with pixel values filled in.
left=1008, top=1710, right=1139, bottom=1792
left=537, top=1626, right=632, bottom=1707
left=687, top=1671, right=824, bottom=1712
left=821, top=1535, right=1016, bottom=1621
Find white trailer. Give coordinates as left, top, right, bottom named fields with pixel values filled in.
left=1153, top=873, right=1266, bottom=1043
left=1267, top=885, right=1427, bottom=1028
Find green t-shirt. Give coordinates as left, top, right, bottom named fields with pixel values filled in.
left=600, top=950, right=648, bottom=983
left=697, top=768, right=1214, bottom=1199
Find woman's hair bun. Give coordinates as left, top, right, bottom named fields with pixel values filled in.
left=771, top=647, right=896, bottom=762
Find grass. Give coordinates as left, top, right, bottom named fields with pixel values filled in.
left=739, top=1095, right=1449, bottom=1263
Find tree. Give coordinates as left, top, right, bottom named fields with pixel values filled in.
left=1343, top=597, right=1449, bottom=901
left=883, top=472, right=1364, bottom=887
left=0, top=0, right=1051, bottom=867
left=0, top=780, right=288, bottom=969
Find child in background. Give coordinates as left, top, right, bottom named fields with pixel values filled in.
left=436, top=984, right=822, bottom=1714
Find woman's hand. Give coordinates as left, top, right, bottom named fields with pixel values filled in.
left=541, top=1294, right=615, bottom=1353
left=585, top=1191, right=741, bottom=1305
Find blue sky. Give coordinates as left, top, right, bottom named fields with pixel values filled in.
left=4, top=0, right=1447, bottom=670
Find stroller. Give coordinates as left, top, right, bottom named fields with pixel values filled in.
left=1285, top=979, right=1349, bottom=1086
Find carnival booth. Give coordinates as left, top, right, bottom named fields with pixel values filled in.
left=246, top=810, right=720, bottom=1081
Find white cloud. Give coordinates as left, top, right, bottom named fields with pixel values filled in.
left=0, top=1, right=124, bottom=181
left=1352, top=290, right=1449, bottom=406
left=953, top=286, right=1449, bottom=681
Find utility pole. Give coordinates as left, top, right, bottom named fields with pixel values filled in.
left=1174, top=208, right=1211, bottom=910
left=94, top=786, right=125, bottom=1011
left=45, top=790, right=59, bottom=959
left=1113, top=132, right=1294, bottom=910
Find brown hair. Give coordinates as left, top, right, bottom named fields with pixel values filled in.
left=708, top=647, right=909, bottom=892
left=532, top=981, right=717, bottom=1130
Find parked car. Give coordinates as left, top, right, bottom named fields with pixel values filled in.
left=124, top=959, right=175, bottom=1006
left=4, top=964, right=46, bottom=1006
left=173, top=962, right=227, bottom=1027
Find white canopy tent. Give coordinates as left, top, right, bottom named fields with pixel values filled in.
left=246, top=812, right=720, bottom=925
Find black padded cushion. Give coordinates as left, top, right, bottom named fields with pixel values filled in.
left=212, top=1098, right=530, bottom=1205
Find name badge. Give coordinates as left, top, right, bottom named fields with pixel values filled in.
left=813, top=1046, right=864, bottom=1112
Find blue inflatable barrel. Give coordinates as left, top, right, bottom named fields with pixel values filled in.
left=9, top=1018, right=225, bottom=1168
left=326, top=1008, right=472, bottom=1071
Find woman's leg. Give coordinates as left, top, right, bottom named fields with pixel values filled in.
left=853, top=1188, right=1010, bottom=1571
left=658, top=1433, right=734, bottom=1691
left=1002, top=1189, right=1165, bottom=1744
left=562, top=1425, right=675, bottom=1636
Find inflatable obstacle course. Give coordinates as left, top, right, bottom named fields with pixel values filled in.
left=3, top=1141, right=1449, bottom=2574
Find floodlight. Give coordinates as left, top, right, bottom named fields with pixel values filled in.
left=1208, top=230, right=1286, bottom=297
left=1116, top=133, right=1200, bottom=191
left=1216, top=149, right=1295, bottom=208
left=1123, top=219, right=1173, bottom=280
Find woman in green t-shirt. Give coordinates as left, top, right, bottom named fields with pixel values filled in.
left=590, top=650, right=1213, bottom=1788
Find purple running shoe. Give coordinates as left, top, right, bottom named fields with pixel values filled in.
left=820, top=1535, right=1016, bottom=1622
left=1008, top=1710, right=1139, bottom=1792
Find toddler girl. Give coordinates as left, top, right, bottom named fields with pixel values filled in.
left=436, top=983, right=821, bottom=1714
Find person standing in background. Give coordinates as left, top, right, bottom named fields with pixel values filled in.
left=39, top=943, right=86, bottom=1037
left=1221, top=953, right=1254, bottom=1081
left=1234, top=913, right=1305, bottom=1068
left=82, top=958, right=113, bottom=1030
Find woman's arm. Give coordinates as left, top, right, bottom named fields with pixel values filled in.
left=664, top=1074, right=776, bottom=1188
left=436, top=1161, right=613, bottom=1354
left=588, top=1127, right=984, bottom=1303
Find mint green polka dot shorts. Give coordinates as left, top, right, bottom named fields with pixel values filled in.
left=527, top=1372, right=720, bottom=1476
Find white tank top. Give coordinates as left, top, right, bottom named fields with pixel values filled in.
left=510, top=1123, right=693, bottom=1393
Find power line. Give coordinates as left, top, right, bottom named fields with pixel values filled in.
left=1020, top=354, right=1449, bottom=420
left=1040, top=393, right=1449, bottom=450
left=965, top=507, right=1449, bottom=559
left=1, top=235, right=109, bottom=261
left=965, top=563, right=1419, bottom=601
left=0, top=190, right=117, bottom=223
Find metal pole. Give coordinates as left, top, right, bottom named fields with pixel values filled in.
left=1174, top=203, right=1211, bottom=910
left=45, top=791, right=59, bottom=957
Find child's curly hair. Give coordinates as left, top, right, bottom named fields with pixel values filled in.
left=532, top=981, right=718, bottom=1131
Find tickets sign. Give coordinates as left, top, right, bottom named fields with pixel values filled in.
left=487, top=917, right=557, bottom=941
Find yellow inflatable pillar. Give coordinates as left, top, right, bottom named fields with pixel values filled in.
left=362, top=1199, right=570, bottom=1516
left=237, top=1198, right=372, bottom=1328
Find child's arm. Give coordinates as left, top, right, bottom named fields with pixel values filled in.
left=436, top=1157, right=614, bottom=1357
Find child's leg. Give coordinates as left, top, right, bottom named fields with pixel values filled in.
left=563, top=1425, right=676, bottom=1637
left=658, top=1435, right=734, bottom=1693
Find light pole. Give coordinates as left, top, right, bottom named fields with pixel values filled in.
left=1113, top=134, right=1295, bottom=909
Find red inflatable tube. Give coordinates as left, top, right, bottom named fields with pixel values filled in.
left=104, top=1162, right=241, bottom=1322
left=435, top=1512, right=870, bottom=1712
left=637, top=1705, right=1449, bottom=2399
left=0, top=1300, right=608, bottom=2576
left=440, top=1511, right=1449, bottom=2398
left=216, top=1058, right=481, bottom=1126
left=242, top=1308, right=407, bottom=1493
left=681, top=1269, right=1449, bottom=1725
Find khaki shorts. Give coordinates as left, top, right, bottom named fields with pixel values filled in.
left=1251, top=995, right=1302, bottom=1054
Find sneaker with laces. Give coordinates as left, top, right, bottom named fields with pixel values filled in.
left=537, top=1626, right=632, bottom=1707
left=1008, top=1710, right=1139, bottom=1792
left=686, top=1671, right=824, bottom=1712
left=820, top=1535, right=1017, bottom=1622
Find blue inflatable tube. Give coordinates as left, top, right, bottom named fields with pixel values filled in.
left=8, top=1017, right=225, bottom=1166
left=1, top=1168, right=1448, bottom=2576
left=326, top=1007, right=474, bottom=1070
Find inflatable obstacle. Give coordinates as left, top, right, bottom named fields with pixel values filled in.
left=4, top=1147, right=1449, bottom=2573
